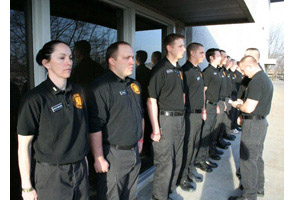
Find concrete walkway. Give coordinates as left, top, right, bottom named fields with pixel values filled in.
left=138, top=80, right=284, bottom=200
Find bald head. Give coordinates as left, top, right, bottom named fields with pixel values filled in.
left=244, top=48, right=260, bottom=62
left=239, top=55, right=261, bottom=78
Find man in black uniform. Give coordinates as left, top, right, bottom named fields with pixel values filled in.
left=178, top=43, right=205, bottom=192
left=136, top=50, right=152, bottom=156
left=195, top=48, right=222, bottom=172
left=147, top=33, right=186, bottom=200
left=17, top=40, right=89, bottom=200
left=88, top=41, right=144, bottom=200
left=71, top=40, right=105, bottom=88
left=229, top=56, right=273, bottom=200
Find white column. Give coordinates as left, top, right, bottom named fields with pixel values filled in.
left=32, top=0, right=51, bottom=86
left=123, top=8, right=136, bottom=79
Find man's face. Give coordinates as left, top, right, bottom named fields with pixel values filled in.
left=239, top=63, right=251, bottom=77
left=211, top=51, right=221, bottom=66
left=111, top=44, right=135, bottom=78
left=168, top=38, right=186, bottom=60
left=194, top=46, right=205, bottom=64
left=220, top=51, right=227, bottom=65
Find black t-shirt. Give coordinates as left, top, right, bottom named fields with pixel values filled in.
left=71, top=57, right=105, bottom=88
left=245, top=71, right=273, bottom=116
left=218, top=67, right=228, bottom=98
left=148, top=57, right=185, bottom=111
left=202, top=64, right=221, bottom=103
left=182, top=61, right=204, bottom=110
left=17, top=78, right=89, bottom=164
left=88, top=70, right=143, bottom=146
left=136, top=64, right=151, bottom=109
left=225, top=68, right=232, bottom=97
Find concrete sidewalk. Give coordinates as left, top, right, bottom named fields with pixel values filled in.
left=138, top=80, right=284, bottom=200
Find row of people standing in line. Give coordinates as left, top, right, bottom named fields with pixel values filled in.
left=17, top=34, right=272, bottom=200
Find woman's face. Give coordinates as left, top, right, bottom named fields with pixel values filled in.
left=43, top=43, right=73, bottom=79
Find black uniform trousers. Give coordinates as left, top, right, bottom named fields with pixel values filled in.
left=230, top=92, right=239, bottom=129
left=195, top=103, right=217, bottom=163
left=35, top=159, right=89, bottom=200
left=152, top=114, right=185, bottom=200
left=178, top=112, right=203, bottom=183
left=240, top=118, right=268, bottom=200
left=97, top=145, right=141, bottom=200
left=210, top=100, right=225, bottom=152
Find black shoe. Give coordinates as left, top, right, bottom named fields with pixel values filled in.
left=205, top=160, right=218, bottom=168
left=188, top=175, right=202, bottom=183
left=224, top=134, right=236, bottom=141
left=217, top=141, right=229, bottom=149
left=220, top=139, right=231, bottom=146
left=228, top=195, right=246, bottom=200
left=195, top=162, right=213, bottom=172
left=179, top=180, right=195, bottom=192
left=210, top=153, right=221, bottom=160
left=211, top=147, right=224, bottom=155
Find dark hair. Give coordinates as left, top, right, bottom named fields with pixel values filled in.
left=220, top=49, right=226, bottom=54
left=36, top=40, right=68, bottom=66
left=187, top=43, right=203, bottom=59
left=151, top=51, right=162, bottom=64
left=206, top=48, right=220, bottom=62
left=163, top=33, right=185, bottom=55
left=74, top=40, right=91, bottom=57
left=105, top=41, right=131, bottom=64
left=136, top=50, right=148, bottom=64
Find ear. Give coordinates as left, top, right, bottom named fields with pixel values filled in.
left=42, top=59, right=50, bottom=71
left=166, top=44, right=173, bottom=52
left=108, top=57, right=116, bottom=66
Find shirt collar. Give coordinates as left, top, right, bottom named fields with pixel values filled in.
left=45, top=77, right=73, bottom=95
left=187, top=61, right=201, bottom=71
left=164, top=57, right=181, bottom=69
left=109, top=70, right=131, bottom=83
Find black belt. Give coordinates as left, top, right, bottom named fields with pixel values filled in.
left=104, top=142, right=136, bottom=150
left=206, top=100, right=217, bottom=106
left=242, top=115, right=265, bottom=120
left=160, top=110, right=184, bottom=116
left=219, top=97, right=226, bottom=101
left=187, top=109, right=202, bottom=114
left=37, top=159, right=82, bottom=166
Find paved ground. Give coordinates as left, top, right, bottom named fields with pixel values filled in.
left=138, top=80, right=284, bottom=200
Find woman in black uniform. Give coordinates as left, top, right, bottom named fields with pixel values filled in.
left=17, top=40, right=90, bottom=200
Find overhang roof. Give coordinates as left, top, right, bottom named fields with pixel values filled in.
left=132, top=0, right=255, bottom=26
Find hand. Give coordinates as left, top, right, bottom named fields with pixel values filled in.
left=138, top=141, right=143, bottom=154
left=237, top=115, right=243, bottom=126
left=151, top=130, right=161, bottom=142
left=22, top=188, right=38, bottom=200
left=224, top=102, right=227, bottom=111
left=216, top=105, right=220, bottom=114
left=231, top=101, right=242, bottom=109
left=94, top=157, right=109, bottom=173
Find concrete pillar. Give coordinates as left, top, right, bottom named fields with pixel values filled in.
left=32, top=0, right=51, bottom=86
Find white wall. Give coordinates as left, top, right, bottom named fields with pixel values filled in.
left=187, top=0, right=270, bottom=70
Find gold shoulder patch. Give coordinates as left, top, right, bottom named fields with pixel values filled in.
left=131, top=83, right=140, bottom=94
left=179, top=71, right=183, bottom=80
left=72, top=93, right=83, bottom=109
left=223, top=71, right=226, bottom=76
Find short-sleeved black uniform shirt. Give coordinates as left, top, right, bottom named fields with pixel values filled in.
left=244, top=71, right=273, bottom=117
left=224, top=68, right=232, bottom=97
left=17, top=78, right=89, bottom=164
left=88, top=70, right=143, bottom=146
left=182, top=61, right=204, bottom=110
left=148, top=57, right=185, bottom=111
left=202, top=64, right=222, bottom=103
left=230, top=70, right=238, bottom=93
left=218, top=67, right=228, bottom=99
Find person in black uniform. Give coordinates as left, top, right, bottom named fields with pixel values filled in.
left=136, top=50, right=153, bottom=157
left=151, top=51, right=162, bottom=67
left=17, top=40, right=89, bottom=200
left=178, top=43, right=205, bottom=192
left=71, top=40, right=105, bottom=88
left=229, top=56, right=273, bottom=200
left=147, top=33, right=186, bottom=200
left=88, top=41, right=144, bottom=200
left=195, top=48, right=222, bottom=172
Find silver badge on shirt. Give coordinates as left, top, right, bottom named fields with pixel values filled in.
left=51, top=103, right=63, bottom=112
